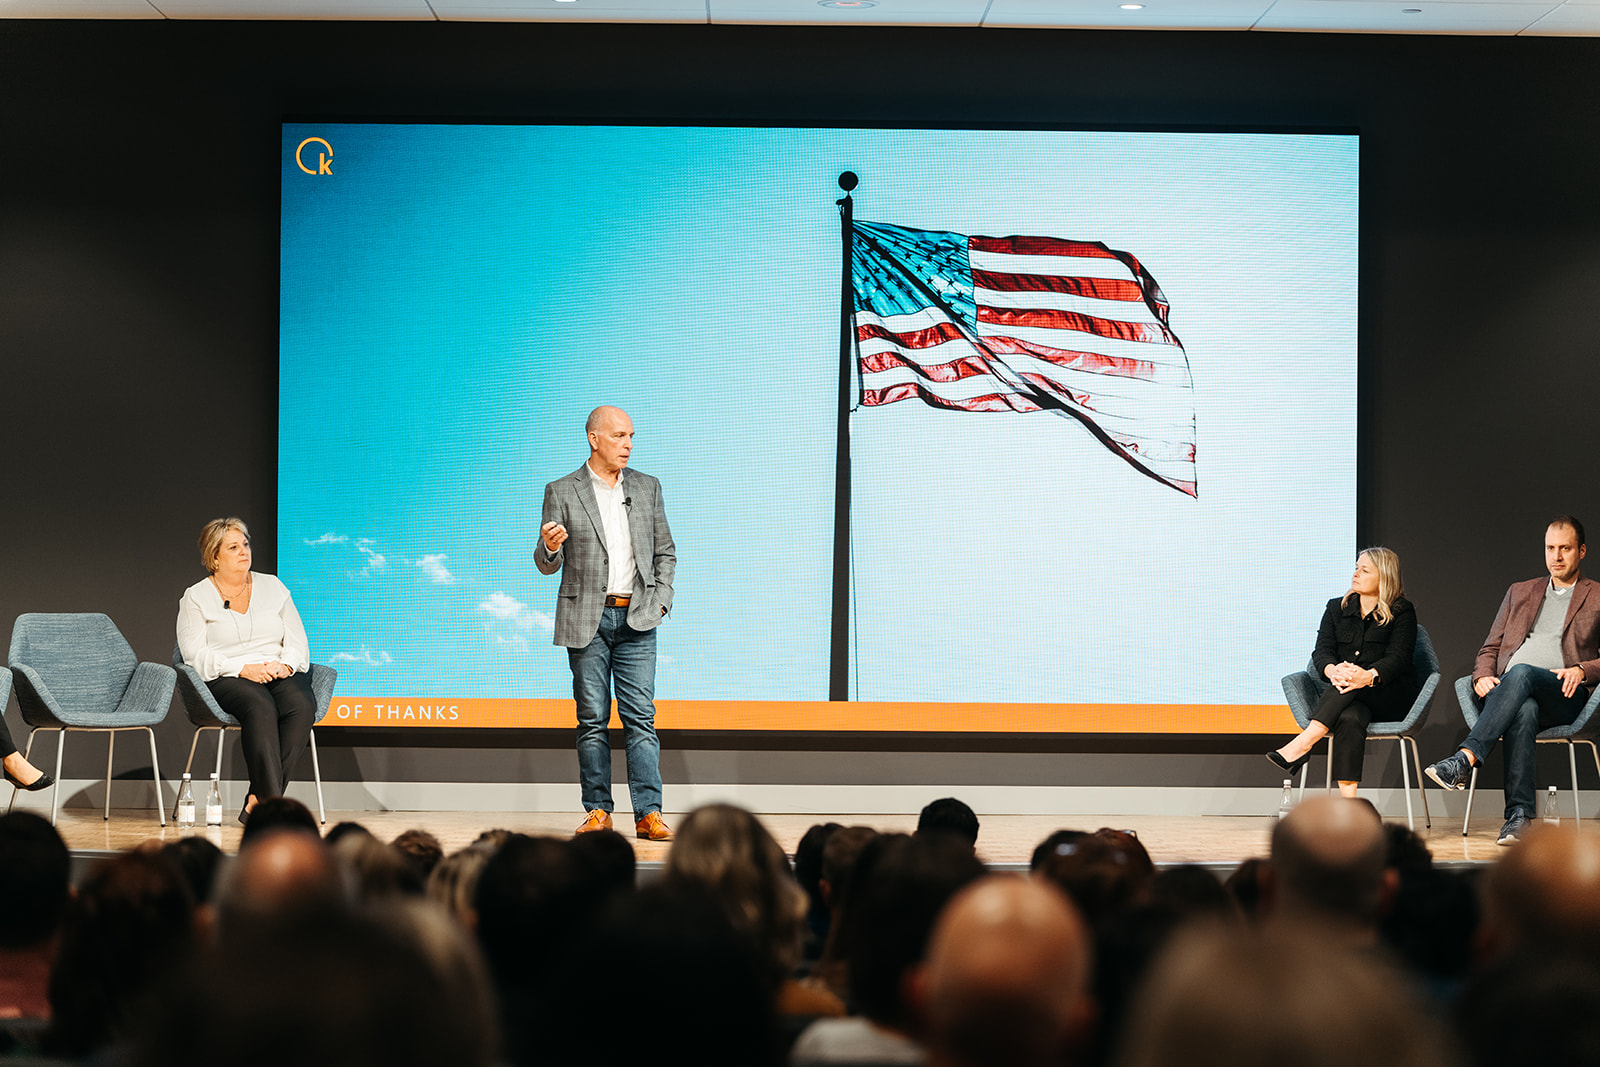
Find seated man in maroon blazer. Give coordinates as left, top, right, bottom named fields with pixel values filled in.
left=1426, top=516, right=1600, bottom=845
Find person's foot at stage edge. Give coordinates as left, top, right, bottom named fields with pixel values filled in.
left=1497, top=810, right=1530, bottom=846
left=575, top=809, right=613, bottom=835
left=2, top=754, right=54, bottom=792
left=635, top=811, right=673, bottom=841
left=1425, top=750, right=1472, bottom=791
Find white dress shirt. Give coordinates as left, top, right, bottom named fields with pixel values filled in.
left=588, top=463, right=640, bottom=596
left=176, top=572, right=311, bottom=682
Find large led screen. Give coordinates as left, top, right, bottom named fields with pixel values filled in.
left=280, top=123, right=1359, bottom=733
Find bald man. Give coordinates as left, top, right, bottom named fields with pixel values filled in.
left=1265, top=795, right=1395, bottom=942
left=914, top=876, right=1095, bottom=1067
left=1479, top=823, right=1600, bottom=960
left=536, top=406, right=676, bottom=841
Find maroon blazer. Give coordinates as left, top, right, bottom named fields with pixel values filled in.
left=1474, top=575, right=1600, bottom=686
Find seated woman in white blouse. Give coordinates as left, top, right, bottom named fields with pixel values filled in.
left=176, top=517, right=316, bottom=824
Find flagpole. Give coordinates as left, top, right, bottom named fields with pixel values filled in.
left=830, top=172, right=858, bottom=702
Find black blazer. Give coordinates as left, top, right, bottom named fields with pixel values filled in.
left=1311, top=594, right=1418, bottom=691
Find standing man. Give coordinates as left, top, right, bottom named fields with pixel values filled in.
left=536, top=406, right=676, bottom=841
left=1426, top=516, right=1600, bottom=845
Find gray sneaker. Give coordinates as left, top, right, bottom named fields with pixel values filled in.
left=1425, top=751, right=1471, bottom=791
left=1497, top=811, right=1530, bottom=846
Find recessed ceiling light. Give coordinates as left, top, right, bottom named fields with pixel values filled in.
left=819, top=0, right=878, bottom=7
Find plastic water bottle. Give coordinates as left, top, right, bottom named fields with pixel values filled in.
left=1543, top=785, right=1561, bottom=826
left=205, top=772, right=223, bottom=827
left=175, top=773, right=195, bottom=829
left=1278, top=779, right=1294, bottom=820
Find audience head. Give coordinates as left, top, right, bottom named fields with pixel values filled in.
left=160, top=835, right=225, bottom=907
left=1030, top=829, right=1092, bottom=872
left=323, top=820, right=374, bottom=847
left=238, top=795, right=318, bottom=845
left=48, top=849, right=196, bottom=1058
left=391, top=828, right=444, bottom=883
left=664, top=802, right=808, bottom=990
left=1116, top=924, right=1451, bottom=1067
left=335, top=833, right=425, bottom=902
left=425, top=845, right=492, bottom=925
left=0, top=811, right=71, bottom=951
left=820, top=824, right=878, bottom=911
left=1148, top=864, right=1238, bottom=923
left=1383, top=821, right=1434, bottom=880
left=1038, top=831, right=1151, bottom=927
left=144, top=901, right=497, bottom=1067
left=218, top=828, right=347, bottom=931
left=1479, top=823, right=1600, bottom=960
left=567, top=826, right=637, bottom=902
left=794, top=821, right=843, bottom=914
left=917, top=797, right=980, bottom=850
left=473, top=833, right=595, bottom=991
left=1222, top=857, right=1268, bottom=918
left=916, top=876, right=1094, bottom=1067
left=848, top=832, right=985, bottom=1031
left=1266, top=795, right=1392, bottom=934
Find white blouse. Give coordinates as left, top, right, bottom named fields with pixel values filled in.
left=176, top=572, right=311, bottom=682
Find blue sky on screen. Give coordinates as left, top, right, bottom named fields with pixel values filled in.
left=280, top=124, right=1358, bottom=708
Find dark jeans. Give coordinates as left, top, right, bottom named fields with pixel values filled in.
left=206, top=673, right=317, bottom=800
left=1309, top=680, right=1414, bottom=782
left=568, top=605, right=662, bottom=818
left=1462, top=662, right=1587, bottom=819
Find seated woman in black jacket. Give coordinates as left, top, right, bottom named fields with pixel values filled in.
left=1267, top=547, right=1419, bottom=798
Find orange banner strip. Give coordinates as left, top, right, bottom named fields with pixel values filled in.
left=322, top=698, right=1292, bottom=734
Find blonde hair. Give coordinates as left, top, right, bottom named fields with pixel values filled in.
left=198, top=517, right=249, bottom=573
left=1343, top=546, right=1404, bottom=626
left=664, top=803, right=808, bottom=988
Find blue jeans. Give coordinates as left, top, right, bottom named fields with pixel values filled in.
left=569, top=605, right=662, bottom=817
left=1463, top=663, right=1587, bottom=819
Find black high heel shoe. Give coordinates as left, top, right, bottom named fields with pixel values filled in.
left=3, top=766, right=55, bottom=791
left=1265, top=750, right=1311, bottom=775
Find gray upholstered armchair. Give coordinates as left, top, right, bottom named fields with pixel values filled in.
left=1279, top=624, right=1441, bottom=830
left=171, top=643, right=335, bottom=823
left=6, top=613, right=175, bottom=826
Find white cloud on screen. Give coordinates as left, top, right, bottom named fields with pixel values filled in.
left=304, top=532, right=349, bottom=545
left=330, top=646, right=393, bottom=666
left=416, top=554, right=454, bottom=584
left=477, top=591, right=554, bottom=652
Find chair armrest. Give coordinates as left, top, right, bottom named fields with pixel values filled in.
left=309, top=663, right=337, bottom=725
left=174, top=661, right=236, bottom=727
left=1387, top=670, right=1441, bottom=733
left=0, top=665, right=11, bottom=710
left=1453, top=675, right=1482, bottom=731
left=1563, top=683, right=1600, bottom=739
left=10, top=664, right=66, bottom=727
left=108, top=662, right=176, bottom=727
left=1280, top=672, right=1321, bottom=729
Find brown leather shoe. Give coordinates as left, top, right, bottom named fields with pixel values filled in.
left=635, top=811, right=673, bottom=841
left=575, top=809, right=613, bottom=835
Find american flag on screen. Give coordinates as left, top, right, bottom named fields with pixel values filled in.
left=851, top=219, right=1198, bottom=497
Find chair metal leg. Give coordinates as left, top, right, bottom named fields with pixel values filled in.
left=104, top=731, right=115, bottom=821
left=1406, top=735, right=1432, bottom=829
left=1464, top=765, right=1479, bottom=837
left=1570, top=741, right=1582, bottom=823
left=146, top=727, right=165, bottom=827
left=1587, top=740, right=1600, bottom=823
left=51, top=731, right=65, bottom=827
left=1397, top=737, right=1416, bottom=832
left=1297, top=757, right=1309, bottom=801
left=1325, top=738, right=1334, bottom=794
left=309, top=729, right=326, bottom=825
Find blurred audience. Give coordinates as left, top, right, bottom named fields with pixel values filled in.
left=916, top=797, right=980, bottom=852
left=0, top=811, right=70, bottom=1046
left=1263, top=795, right=1394, bottom=944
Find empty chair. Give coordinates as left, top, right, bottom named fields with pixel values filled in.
left=6, top=613, right=174, bottom=826
left=1280, top=625, right=1442, bottom=829
left=170, top=643, right=335, bottom=823
left=1452, top=675, right=1600, bottom=835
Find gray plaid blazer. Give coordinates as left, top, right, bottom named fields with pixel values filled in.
left=535, top=464, right=676, bottom=648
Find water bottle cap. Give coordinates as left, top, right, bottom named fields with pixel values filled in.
left=182, top=772, right=190, bottom=779
left=1283, top=779, right=1292, bottom=787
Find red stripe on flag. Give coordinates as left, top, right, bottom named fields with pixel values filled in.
left=970, top=236, right=1119, bottom=259
left=979, top=305, right=1176, bottom=346
left=860, top=349, right=992, bottom=384
left=857, top=319, right=966, bottom=350
left=972, top=269, right=1144, bottom=303
left=983, top=335, right=1161, bottom=382
left=862, top=383, right=1043, bottom=413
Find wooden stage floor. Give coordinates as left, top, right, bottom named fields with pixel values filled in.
left=44, top=808, right=1515, bottom=870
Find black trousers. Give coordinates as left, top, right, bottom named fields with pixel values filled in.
left=0, top=714, right=15, bottom=759
left=1308, top=681, right=1415, bottom=782
left=205, top=674, right=317, bottom=799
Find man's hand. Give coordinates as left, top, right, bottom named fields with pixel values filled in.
left=1553, top=665, right=1586, bottom=699
left=1474, top=675, right=1500, bottom=699
left=541, top=522, right=569, bottom=554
